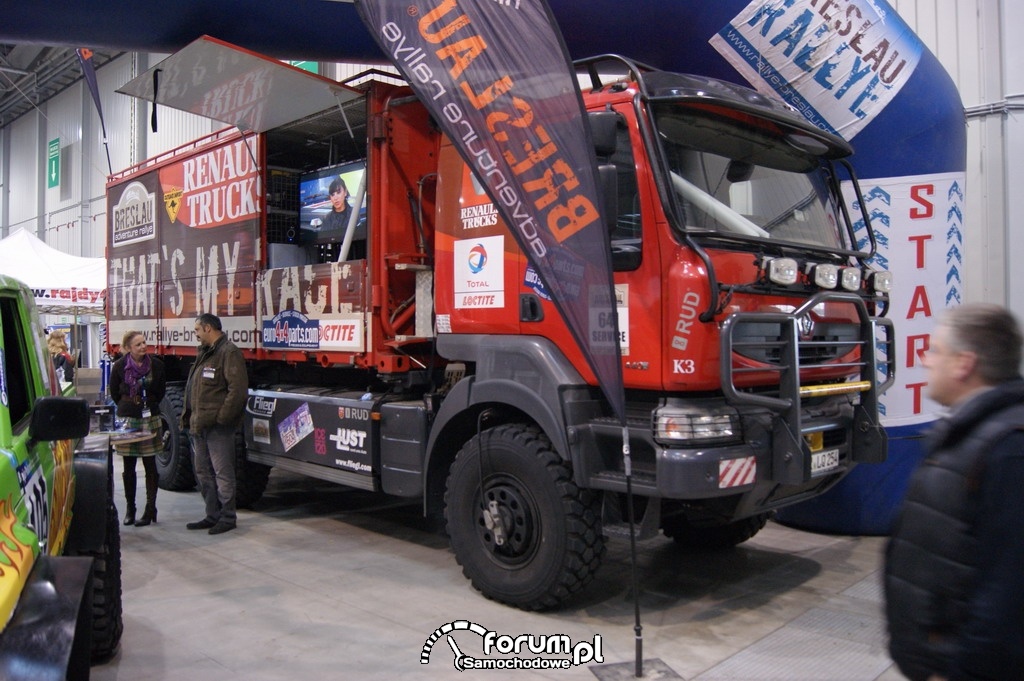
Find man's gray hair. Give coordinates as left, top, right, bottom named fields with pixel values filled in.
left=196, top=313, right=223, bottom=331
left=940, top=303, right=1023, bottom=384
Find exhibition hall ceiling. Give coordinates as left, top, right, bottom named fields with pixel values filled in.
left=0, top=44, right=122, bottom=128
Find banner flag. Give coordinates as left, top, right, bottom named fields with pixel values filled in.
left=76, top=48, right=107, bottom=139
left=77, top=47, right=113, bottom=174
left=354, top=0, right=625, bottom=421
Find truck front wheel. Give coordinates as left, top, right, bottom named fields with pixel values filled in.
left=444, top=423, right=604, bottom=610
left=157, top=385, right=196, bottom=491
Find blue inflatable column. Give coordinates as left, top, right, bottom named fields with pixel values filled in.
left=695, top=0, right=965, bottom=534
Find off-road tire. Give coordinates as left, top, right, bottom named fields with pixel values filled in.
left=444, top=423, right=604, bottom=610
left=662, top=512, right=771, bottom=550
left=71, top=496, right=123, bottom=663
left=234, top=430, right=270, bottom=509
left=157, top=385, right=196, bottom=490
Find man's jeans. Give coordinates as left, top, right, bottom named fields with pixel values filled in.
left=189, top=424, right=237, bottom=525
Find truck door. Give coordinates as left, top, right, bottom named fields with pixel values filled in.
left=584, top=106, right=668, bottom=392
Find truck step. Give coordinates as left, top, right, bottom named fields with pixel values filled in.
left=588, top=468, right=658, bottom=494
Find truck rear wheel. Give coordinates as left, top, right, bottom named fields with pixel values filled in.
left=234, top=430, right=270, bottom=509
left=662, top=512, right=771, bottom=550
left=157, top=385, right=196, bottom=491
left=444, top=423, right=604, bottom=610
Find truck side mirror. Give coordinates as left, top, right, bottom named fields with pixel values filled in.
left=588, top=111, right=619, bottom=159
left=30, top=396, right=90, bottom=442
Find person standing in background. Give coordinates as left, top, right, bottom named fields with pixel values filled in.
left=109, top=330, right=166, bottom=526
left=884, top=304, right=1024, bottom=680
left=181, top=313, right=248, bottom=535
left=47, top=328, right=75, bottom=383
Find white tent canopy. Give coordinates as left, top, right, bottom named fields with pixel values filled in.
left=0, top=228, right=106, bottom=313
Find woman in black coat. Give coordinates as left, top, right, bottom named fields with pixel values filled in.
left=109, top=330, right=166, bottom=526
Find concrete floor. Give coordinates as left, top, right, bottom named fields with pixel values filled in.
left=91, top=470, right=910, bottom=681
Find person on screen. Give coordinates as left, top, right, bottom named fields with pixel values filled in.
left=318, top=176, right=352, bottom=234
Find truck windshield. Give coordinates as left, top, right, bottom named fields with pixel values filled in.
left=653, top=102, right=847, bottom=251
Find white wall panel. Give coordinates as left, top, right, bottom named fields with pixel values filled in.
left=93, top=54, right=137, bottom=185
left=8, top=113, right=40, bottom=229
left=44, top=82, right=85, bottom=253
left=139, top=53, right=213, bottom=160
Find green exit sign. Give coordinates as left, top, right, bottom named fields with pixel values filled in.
left=289, top=60, right=318, bottom=74
left=47, top=138, right=60, bottom=189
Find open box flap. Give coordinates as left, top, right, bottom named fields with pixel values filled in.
left=116, top=35, right=362, bottom=133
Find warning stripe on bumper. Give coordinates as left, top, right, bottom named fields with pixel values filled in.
left=719, top=456, right=756, bottom=488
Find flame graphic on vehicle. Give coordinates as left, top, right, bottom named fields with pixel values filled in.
left=48, top=439, right=75, bottom=555
left=0, top=496, right=36, bottom=626
left=0, top=497, right=32, bottom=575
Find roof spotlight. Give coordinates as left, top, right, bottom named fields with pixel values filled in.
left=766, top=257, right=798, bottom=286
left=840, top=267, right=863, bottom=292
left=810, top=263, right=838, bottom=289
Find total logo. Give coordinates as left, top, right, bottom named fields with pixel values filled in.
left=421, top=620, right=604, bottom=672
left=467, top=243, right=488, bottom=274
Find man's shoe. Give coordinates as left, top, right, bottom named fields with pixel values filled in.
left=208, top=522, right=236, bottom=535
left=186, top=518, right=216, bottom=530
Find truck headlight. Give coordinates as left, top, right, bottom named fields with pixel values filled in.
left=654, top=405, right=742, bottom=445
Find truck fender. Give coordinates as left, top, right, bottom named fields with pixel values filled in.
left=0, top=555, right=94, bottom=680
left=423, top=335, right=588, bottom=511
left=64, top=445, right=112, bottom=553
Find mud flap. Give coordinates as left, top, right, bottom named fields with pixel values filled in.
left=0, top=555, right=94, bottom=681
left=65, top=440, right=113, bottom=552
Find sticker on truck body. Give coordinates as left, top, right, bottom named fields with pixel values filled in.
left=719, top=456, right=756, bottom=488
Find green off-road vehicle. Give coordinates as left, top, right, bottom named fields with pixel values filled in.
left=0, top=273, right=123, bottom=678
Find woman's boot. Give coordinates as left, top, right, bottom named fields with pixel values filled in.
left=136, top=461, right=159, bottom=526
left=122, top=466, right=137, bottom=525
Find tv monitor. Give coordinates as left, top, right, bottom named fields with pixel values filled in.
left=298, top=160, right=367, bottom=246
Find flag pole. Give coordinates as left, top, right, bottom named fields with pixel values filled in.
left=623, top=425, right=643, bottom=677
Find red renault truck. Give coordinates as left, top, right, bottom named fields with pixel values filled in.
left=106, top=38, right=894, bottom=609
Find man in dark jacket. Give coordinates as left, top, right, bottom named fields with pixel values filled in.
left=885, top=303, right=1024, bottom=681
left=181, top=313, right=249, bottom=535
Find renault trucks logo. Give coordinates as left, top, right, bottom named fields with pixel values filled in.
left=421, top=620, right=603, bottom=672
left=797, top=314, right=816, bottom=340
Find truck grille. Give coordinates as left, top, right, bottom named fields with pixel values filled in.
left=719, top=292, right=895, bottom=410
left=730, top=321, right=859, bottom=365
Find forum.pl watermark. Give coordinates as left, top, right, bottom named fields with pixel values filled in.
left=421, top=620, right=604, bottom=671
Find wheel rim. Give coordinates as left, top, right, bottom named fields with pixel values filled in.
left=475, top=476, right=539, bottom=567
left=156, top=414, right=174, bottom=468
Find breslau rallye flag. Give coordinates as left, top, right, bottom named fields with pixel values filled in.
left=354, top=0, right=625, bottom=421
